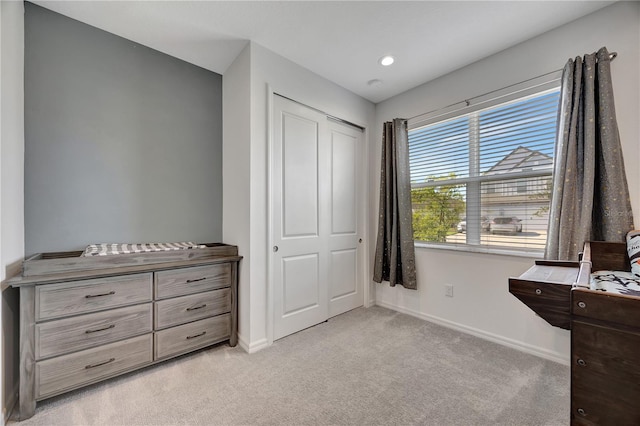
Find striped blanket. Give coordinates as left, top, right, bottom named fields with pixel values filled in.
left=82, top=242, right=206, bottom=257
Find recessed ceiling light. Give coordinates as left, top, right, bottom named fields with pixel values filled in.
left=379, top=55, right=395, bottom=66
left=367, top=79, right=383, bottom=87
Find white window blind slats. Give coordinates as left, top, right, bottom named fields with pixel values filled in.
left=480, top=117, right=557, bottom=141
left=480, top=129, right=557, bottom=149
left=480, top=95, right=558, bottom=122
left=408, top=87, right=560, bottom=252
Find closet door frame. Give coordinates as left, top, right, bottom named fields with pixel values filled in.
left=266, top=87, right=371, bottom=345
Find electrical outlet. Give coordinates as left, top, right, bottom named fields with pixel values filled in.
left=445, top=284, right=454, bottom=297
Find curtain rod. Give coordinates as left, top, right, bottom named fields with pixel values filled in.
left=406, top=51, right=617, bottom=122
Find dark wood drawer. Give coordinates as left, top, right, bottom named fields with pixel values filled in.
left=509, top=278, right=572, bottom=329
left=154, top=314, right=230, bottom=360
left=36, top=303, right=152, bottom=360
left=35, top=273, right=152, bottom=321
left=572, top=370, right=640, bottom=425
left=35, top=334, right=152, bottom=399
left=154, top=288, right=230, bottom=330
left=572, top=288, right=640, bottom=328
left=155, top=264, right=231, bottom=299
left=571, top=321, right=640, bottom=425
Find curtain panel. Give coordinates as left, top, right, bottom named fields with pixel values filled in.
left=546, top=47, right=634, bottom=260
left=373, top=119, right=417, bottom=289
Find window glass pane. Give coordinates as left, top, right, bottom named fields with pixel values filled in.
left=407, top=88, right=560, bottom=253
left=409, top=117, right=469, bottom=183
left=480, top=176, right=551, bottom=251
left=412, top=184, right=465, bottom=243
left=480, top=92, right=558, bottom=173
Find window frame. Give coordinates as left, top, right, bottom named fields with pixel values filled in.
left=407, top=73, right=562, bottom=257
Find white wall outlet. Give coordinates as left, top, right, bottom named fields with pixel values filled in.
left=445, top=284, right=454, bottom=297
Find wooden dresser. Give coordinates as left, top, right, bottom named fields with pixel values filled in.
left=509, top=241, right=640, bottom=425
left=9, top=244, right=241, bottom=420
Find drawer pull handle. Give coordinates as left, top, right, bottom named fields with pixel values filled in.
left=577, top=408, right=586, bottom=416
left=186, top=277, right=207, bottom=284
left=85, top=324, right=116, bottom=334
left=535, top=289, right=542, bottom=295
left=85, top=291, right=116, bottom=299
left=186, top=331, right=206, bottom=340
left=577, top=301, right=586, bottom=309
left=577, top=358, right=586, bottom=367
left=85, top=357, right=116, bottom=369
left=186, top=304, right=207, bottom=311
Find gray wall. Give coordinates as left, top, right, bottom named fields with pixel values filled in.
left=24, top=3, right=223, bottom=256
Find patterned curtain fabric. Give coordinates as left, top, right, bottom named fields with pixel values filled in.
left=545, top=47, right=634, bottom=260
left=373, top=119, right=417, bottom=289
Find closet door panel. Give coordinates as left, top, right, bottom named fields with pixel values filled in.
left=327, top=122, right=364, bottom=317
left=282, top=112, right=319, bottom=238
left=331, top=129, right=357, bottom=235
left=273, top=96, right=329, bottom=340
left=282, top=254, right=320, bottom=315
left=330, top=249, right=357, bottom=300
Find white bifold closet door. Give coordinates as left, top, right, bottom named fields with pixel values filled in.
left=272, top=95, right=364, bottom=340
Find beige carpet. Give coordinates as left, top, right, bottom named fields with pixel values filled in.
left=12, top=306, right=569, bottom=425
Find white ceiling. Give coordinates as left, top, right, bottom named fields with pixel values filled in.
left=32, top=1, right=614, bottom=103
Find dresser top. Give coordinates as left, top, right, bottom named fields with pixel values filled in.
left=9, top=245, right=241, bottom=287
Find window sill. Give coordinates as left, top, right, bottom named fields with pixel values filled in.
left=414, top=241, right=544, bottom=259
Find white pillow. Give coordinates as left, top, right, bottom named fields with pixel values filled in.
left=626, top=230, right=640, bottom=276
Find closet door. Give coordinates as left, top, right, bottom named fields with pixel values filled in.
left=272, top=96, right=364, bottom=341
left=327, top=120, right=364, bottom=317
left=272, top=96, right=330, bottom=340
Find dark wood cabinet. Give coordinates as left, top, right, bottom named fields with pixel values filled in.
left=510, top=242, right=640, bottom=425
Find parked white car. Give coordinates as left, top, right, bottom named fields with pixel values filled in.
left=457, top=216, right=491, bottom=233
left=490, top=217, right=523, bottom=234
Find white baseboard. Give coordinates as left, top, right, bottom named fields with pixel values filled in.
left=237, top=334, right=270, bottom=354
left=375, top=300, right=569, bottom=366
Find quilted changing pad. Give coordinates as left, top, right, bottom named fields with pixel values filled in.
left=590, top=270, right=640, bottom=297
left=82, top=242, right=207, bottom=257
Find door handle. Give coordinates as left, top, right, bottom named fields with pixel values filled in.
left=273, top=246, right=279, bottom=252
left=359, top=239, right=362, bottom=243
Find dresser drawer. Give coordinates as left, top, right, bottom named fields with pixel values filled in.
left=154, top=314, right=230, bottom=359
left=572, top=379, right=640, bottom=425
left=36, top=303, right=153, bottom=360
left=155, top=264, right=231, bottom=299
left=155, top=288, right=230, bottom=330
left=36, top=334, right=152, bottom=399
left=36, top=273, right=153, bottom=321
left=572, top=321, right=640, bottom=374
left=572, top=288, right=640, bottom=328
left=571, top=320, right=640, bottom=425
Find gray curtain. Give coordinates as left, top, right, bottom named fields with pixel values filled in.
left=545, top=47, right=634, bottom=260
left=373, top=119, right=417, bottom=289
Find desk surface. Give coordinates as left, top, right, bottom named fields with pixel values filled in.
left=519, top=263, right=579, bottom=286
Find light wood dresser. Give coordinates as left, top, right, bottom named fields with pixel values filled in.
left=9, top=244, right=241, bottom=420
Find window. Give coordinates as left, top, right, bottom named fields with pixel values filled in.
left=408, top=87, right=560, bottom=253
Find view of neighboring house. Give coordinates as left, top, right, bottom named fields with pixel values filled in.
left=481, top=146, right=553, bottom=231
